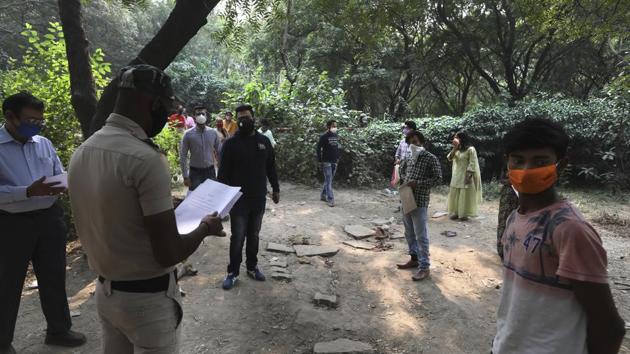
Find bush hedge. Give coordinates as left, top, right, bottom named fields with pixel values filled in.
left=273, top=95, right=629, bottom=190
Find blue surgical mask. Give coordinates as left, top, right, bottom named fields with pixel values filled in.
left=16, top=122, right=42, bottom=139
left=403, top=127, right=411, bottom=136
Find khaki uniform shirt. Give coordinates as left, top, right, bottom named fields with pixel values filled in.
left=68, top=113, right=174, bottom=281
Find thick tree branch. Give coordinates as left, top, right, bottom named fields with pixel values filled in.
left=89, top=0, right=220, bottom=136
left=58, top=0, right=98, bottom=139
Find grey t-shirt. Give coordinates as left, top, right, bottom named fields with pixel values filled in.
left=180, top=126, right=221, bottom=177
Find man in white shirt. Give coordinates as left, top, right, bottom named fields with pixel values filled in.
left=0, top=92, right=86, bottom=354
left=258, top=119, right=276, bottom=148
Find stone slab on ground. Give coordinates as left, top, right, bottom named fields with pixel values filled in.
left=313, top=292, right=338, bottom=308
left=389, top=233, right=405, bottom=240
left=266, top=242, right=295, bottom=254
left=343, top=225, right=376, bottom=239
left=271, top=272, right=293, bottom=282
left=313, top=338, right=374, bottom=353
left=293, top=245, right=339, bottom=257
left=269, top=260, right=288, bottom=268
left=269, top=266, right=290, bottom=274
left=370, top=218, right=391, bottom=226
left=342, top=240, right=376, bottom=250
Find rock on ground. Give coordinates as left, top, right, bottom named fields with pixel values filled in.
left=266, top=242, right=295, bottom=254
left=313, top=292, right=338, bottom=308
left=293, top=245, right=339, bottom=257
left=342, top=240, right=375, bottom=250
left=271, top=272, right=293, bottom=282
left=313, top=338, right=375, bottom=353
left=344, top=225, right=376, bottom=239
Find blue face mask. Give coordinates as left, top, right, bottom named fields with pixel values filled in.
left=16, top=121, right=42, bottom=139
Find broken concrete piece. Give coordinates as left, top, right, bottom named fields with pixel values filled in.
left=271, top=272, right=293, bottom=282
left=293, top=245, right=339, bottom=257
left=371, top=219, right=391, bottom=226
left=344, top=225, right=376, bottom=239
left=313, top=292, right=338, bottom=308
left=26, top=280, right=38, bottom=290
left=432, top=211, right=449, bottom=218
left=389, top=233, right=405, bottom=240
left=269, top=260, right=288, bottom=268
left=70, top=310, right=81, bottom=317
left=269, top=266, right=290, bottom=274
left=342, top=240, right=376, bottom=250
left=266, top=242, right=295, bottom=254
left=313, top=338, right=374, bottom=353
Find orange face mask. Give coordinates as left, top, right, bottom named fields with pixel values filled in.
left=508, top=164, right=558, bottom=194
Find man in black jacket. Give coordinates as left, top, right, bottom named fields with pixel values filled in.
left=219, top=104, right=280, bottom=290
left=316, top=120, right=340, bottom=207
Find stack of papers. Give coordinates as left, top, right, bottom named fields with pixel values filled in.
left=44, top=173, right=68, bottom=188
left=175, top=179, right=242, bottom=234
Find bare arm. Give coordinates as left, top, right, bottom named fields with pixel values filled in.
left=144, top=210, right=224, bottom=267
left=573, top=280, right=626, bottom=354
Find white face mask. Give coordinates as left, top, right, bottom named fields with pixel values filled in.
left=330, top=127, right=338, bottom=134
left=195, top=114, right=207, bottom=125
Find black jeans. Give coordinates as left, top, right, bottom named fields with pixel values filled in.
left=227, top=203, right=266, bottom=276
left=189, top=166, right=216, bottom=191
left=0, top=204, right=71, bottom=346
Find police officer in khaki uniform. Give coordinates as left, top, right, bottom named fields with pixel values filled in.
left=68, top=65, right=224, bottom=354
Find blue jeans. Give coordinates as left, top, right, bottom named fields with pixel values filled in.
left=402, top=207, right=430, bottom=270
left=321, top=162, right=337, bottom=202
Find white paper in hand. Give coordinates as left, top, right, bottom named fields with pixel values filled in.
left=44, top=173, right=68, bottom=188
left=175, top=179, right=242, bottom=234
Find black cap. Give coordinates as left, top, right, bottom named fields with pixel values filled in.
left=117, top=64, right=174, bottom=99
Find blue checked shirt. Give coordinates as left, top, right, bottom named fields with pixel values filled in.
left=0, top=126, right=64, bottom=213
left=400, top=149, right=442, bottom=208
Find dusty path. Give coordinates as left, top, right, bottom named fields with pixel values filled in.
left=11, top=183, right=630, bottom=353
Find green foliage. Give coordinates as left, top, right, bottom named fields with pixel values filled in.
left=153, top=126, right=183, bottom=184
left=0, top=22, right=111, bottom=166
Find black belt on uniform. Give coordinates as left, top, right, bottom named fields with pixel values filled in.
left=98, top=270, right=177, bottom=293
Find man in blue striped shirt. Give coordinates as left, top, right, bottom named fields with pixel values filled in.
left=0, top=92, right=85, bottom=354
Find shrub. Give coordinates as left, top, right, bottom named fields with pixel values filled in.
left=0, top=22, right=111, bottom=238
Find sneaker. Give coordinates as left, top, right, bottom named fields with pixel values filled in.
left=412, top=269, right=431, bottom=281
left=44, top=330, right=86, bottom=348
left=320, top=196, right=327, bottom=202
left=247, top=268, right=266, bottom=281
left=222, top=273, right=238, bottom=290
left=328, top=201, right=335, bottom=207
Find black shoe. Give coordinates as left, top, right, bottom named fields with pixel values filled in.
left=0, top=345, right=16, bottom=354
left=45, top=330, right=86, bottom=347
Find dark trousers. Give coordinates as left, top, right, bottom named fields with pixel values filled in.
left=227, top=203, right=266, bottom=276
left=189, top=166, right=216, bottom=191
left=0, top=204, right=71, bottom=346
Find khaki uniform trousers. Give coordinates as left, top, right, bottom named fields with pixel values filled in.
left=95, top=272, right=182, bottom=354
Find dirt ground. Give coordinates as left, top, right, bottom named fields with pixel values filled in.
left=11, top=182, right=630, bottom=354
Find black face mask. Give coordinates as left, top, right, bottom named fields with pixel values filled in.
left=238, top=117, right=255, bottom=135
left=148, top=101, right=169, bottom=138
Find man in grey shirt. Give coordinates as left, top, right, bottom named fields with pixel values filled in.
left=180, top=111, right=221, bottom=191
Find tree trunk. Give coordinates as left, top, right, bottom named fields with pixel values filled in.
left=58, top=0, right=98, bottom=139
left=89, top=0, right=220, bottom=136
